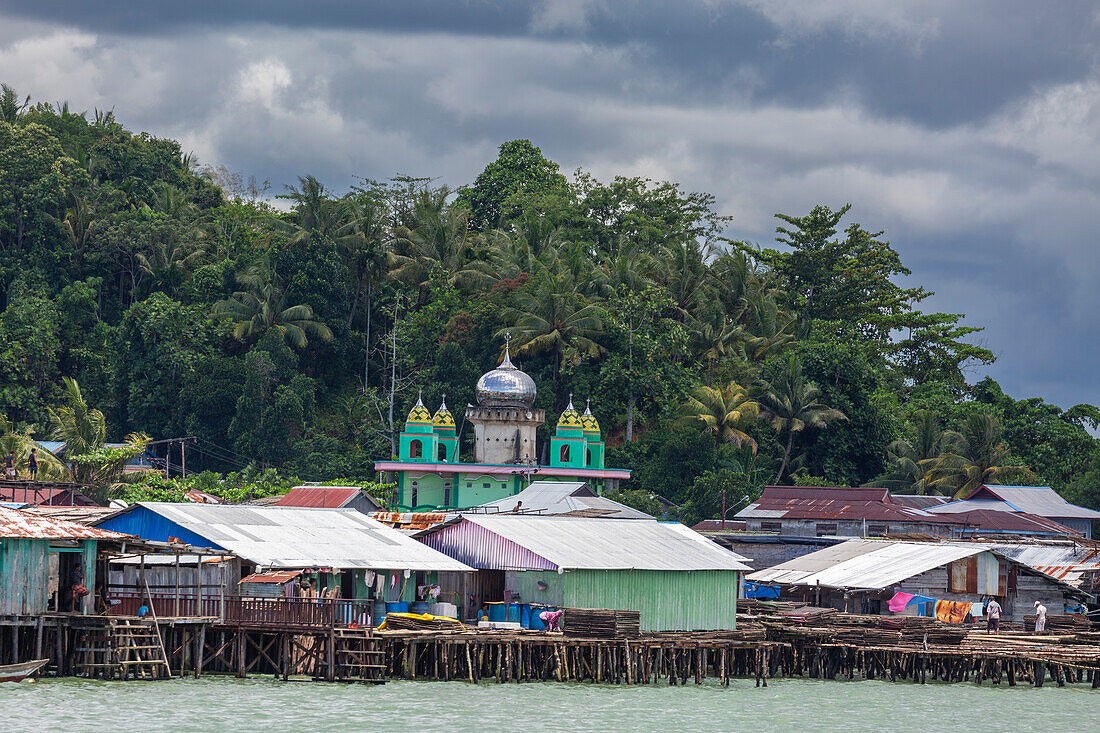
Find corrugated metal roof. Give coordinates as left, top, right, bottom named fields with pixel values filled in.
left=422, top=515, right=752, bottom=572
left=470, top=481, right=653, bottom=519
left=240, top=570, right=304, bottom=584
left=20, top=506, right=124, bottom=525
left=734, top=485, right=957, bottom=524
left=948, top=510, right=1081, bottom=536
left=983, top=542, right=1100, bottom=586
left=969, top=485, right=1100, bottom=520
left=111, top=503, right=472, bottom=572
left=746, top=539, right=986, bottom=590
left=0, top=506, right=128, bottom=540
left=275, top=486, right=380, bottom=510
left=890, top=495, right=950, bottom=510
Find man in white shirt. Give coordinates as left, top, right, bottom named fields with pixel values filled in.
left=1034, top=600, right=1047, bottom=632
left=985, top=597, right=1002, bottom=633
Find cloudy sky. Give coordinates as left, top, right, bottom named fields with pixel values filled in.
left=2, top=1, right=1099, bottom=409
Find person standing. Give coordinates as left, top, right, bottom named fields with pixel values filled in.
left=986, top=597, right=1002, bottom=633
left=1034, top=600, right=1047, bottom=632
left=28, top=447, right=38, bottom=480
left=4, top=450, right=14, bottom=479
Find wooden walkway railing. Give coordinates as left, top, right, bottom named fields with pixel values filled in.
left=107, top=591, right=375, bottom=629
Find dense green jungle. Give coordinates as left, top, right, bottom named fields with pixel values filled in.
left=2, top=83, right=1098, bottom=523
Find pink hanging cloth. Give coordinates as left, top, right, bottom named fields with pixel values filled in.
left=887, top=592, right=916, bottom=613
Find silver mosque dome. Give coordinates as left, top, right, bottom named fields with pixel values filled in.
left=475, top=343, right=537, bottom=408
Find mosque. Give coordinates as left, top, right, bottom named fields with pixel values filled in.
left=373, top=343, right=631, bottom=510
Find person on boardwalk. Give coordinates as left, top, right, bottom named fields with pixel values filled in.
left=28, top=447, right=38, bottom=480
left=4, top=450, right=14, bottom=479
left=986, top=597, right=1002, bottom=633
left=1034, top=600, right=1047, bottom=632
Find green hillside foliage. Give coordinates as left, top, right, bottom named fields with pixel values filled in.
left=1, top=84, right=1096, bottom=519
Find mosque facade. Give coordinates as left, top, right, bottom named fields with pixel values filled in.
left=373, top=345, right=630, bottom=510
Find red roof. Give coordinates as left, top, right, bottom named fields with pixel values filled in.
left=950, top=510, right=1082, bottom=536
left=0, top=506, right=129, bottom=540
left=740, top=486, right=957, bottom=524
left=240, top=570, right=304, bottom=584
left=0, top=486, right=98, bottom=506
left=275, top=486, right=362, bottom=508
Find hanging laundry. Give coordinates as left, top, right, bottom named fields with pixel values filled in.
left=887, top=592, right=915, bottom=613
left=933, top=599, right=972, bottom=624
left=970, top=602, right=984, bottom=618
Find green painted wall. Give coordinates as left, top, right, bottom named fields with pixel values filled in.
left=512, top=569, right=738, bottom=632
left=0, top=538, right=49, bottom=615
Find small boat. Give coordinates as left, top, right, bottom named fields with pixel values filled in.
left=0, top=658, right=49, bottom=682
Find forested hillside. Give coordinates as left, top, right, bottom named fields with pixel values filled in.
left=1, top=84, right=1097, bottom=519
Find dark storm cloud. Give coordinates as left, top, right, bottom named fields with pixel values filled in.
left=1, top=2, right=1099, bottom=409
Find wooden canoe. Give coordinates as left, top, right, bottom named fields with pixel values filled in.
left=0, top=658, right=49, bottom=682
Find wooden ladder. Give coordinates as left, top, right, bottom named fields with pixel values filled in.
left=112, top=620, right=172, bottom=680
left=331, top=628, right=386, bottom=684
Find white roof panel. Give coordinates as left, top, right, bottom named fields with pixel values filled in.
left=460, top=515, right=752, bottom=571
left=747, top=539, right=986, bottom=590
left=135, top=502, right=472, bottom=572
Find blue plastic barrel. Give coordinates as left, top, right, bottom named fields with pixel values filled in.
left=387, top=601, right=408, bottom=614
left=373, top=600, right=387, bottom=623
left=488, top=602, right=506, bottom=622
left=507, top=603, right=522, bottom=623
left=520, top=604, right=532, bottom=628
left=410, top=601, right=429, bottom=615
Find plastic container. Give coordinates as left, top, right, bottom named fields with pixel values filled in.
left=529, top=606, right=557, bottom=631
left=506, top=603, right=522, bottom=623
left=386, top=601, right=409, bottom=614
left=432, top=602, right=458, bottom=619
left=372, top=600, right=387, bottom=624
left=410, top=601, right=429, bottom=615
left=488, top=602, right=506, bottom=622
left=520, top=604, right=532, bottom=629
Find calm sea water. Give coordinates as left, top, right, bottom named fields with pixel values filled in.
left=1, top=676, right=1093, bottom=732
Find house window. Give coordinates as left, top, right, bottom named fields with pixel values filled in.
left=760, top=521, right=782, bottom=532
left=467, top=482, right=472, bottom=488
left=443, top=487, right=451, bottom=506
left=868, top=523, right=888, bottom=536
left=815, top=523, right=838, bottom=537
left=411, top=487, right=418, bottom=506
left=483, top=482, right=491, bottom=488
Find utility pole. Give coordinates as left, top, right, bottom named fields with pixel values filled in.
left=181, top=439, right=186, bottom=478
left=721, top=489, right=726, bottom=530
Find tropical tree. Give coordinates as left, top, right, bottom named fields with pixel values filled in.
left=757, top=354, right=847, bottom=483
left=0, top=416, right=67, bottom=479
left=922, top=412, right=1028, bottom=498
left=47, top=377, right=150, bottom=490
left=677, top=382, right=760, bottom=452
left=136, top=237, right=206, bottom=295
left=390, top=187, right=491, bottom=294
left=868, top=410, right=944, bottom=493
left=212, top=257, right=333, bottom=349
left=503, top=276, right=605, bottom=382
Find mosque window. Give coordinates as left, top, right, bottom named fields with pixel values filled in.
left=411, top=487, right=418, bottom=506
left=437, top=444, right=447, bottom=461
left=483, top=482, right=490, bottom=488
left=560, top=445, right=570, bottom=463
left=587, top=449, right=592, bottom=465
left=410, top=440, right=422, bottom=459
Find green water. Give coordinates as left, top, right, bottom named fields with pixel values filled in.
left=1, top=677, right=1093, bottom=732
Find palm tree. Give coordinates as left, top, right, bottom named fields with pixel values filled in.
left=213, top=257, right=333, bottom=349
left=502, top=276, right=605, bottom=382
left=390, top=187, right=492, bottom=295
left=922, top=412, right=1022, bottom=498
left=136, top=238, right=206, bottom=295
left=0, top=417, right=67, bottom=480
left=651, top=238, right=715, bottom=321
left=47, top=378, right=150, bottom=490
left=275, top=175, right=346, bottom=244
left=677, top=382, right=760, bottom=452
left=868, top=411, right=943, bottom=493
left=757, top=354, right=847, bottom=483
left=688, top=308, right=740, bottom=387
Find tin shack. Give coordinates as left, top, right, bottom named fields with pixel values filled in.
left=95, top=503, right=472, bottom=614
left=418, top=515, right=752, bottom=631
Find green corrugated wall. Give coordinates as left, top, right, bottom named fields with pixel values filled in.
left=513, top=569, right=739, bottom=631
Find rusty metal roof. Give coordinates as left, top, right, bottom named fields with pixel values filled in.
left=276, top=486, right=381, bottom=510
left=736, top=485, right=956, bottom=524
left=0, top=506, right=129, bottom=540
left=240, top=570, right=304, bottom=584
